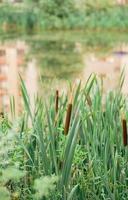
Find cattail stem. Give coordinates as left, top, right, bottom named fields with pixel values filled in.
left=122, top=119, right=127, bottom=146
left=55, top=90, right=59, bottom=114
left=64, top=103, right=72, bottom=135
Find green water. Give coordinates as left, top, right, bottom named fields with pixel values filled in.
left=26, top=30, right=128, bottom=79
left=1, top=30, right=128, bottom=92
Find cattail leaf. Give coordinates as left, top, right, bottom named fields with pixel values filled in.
left=67, top=184, right=79, bottom=200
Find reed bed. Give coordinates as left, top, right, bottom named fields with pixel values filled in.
left=0, top=74, right=128, bottom=200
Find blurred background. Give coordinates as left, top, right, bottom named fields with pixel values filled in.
left=0, top=0, right=128, bottom=114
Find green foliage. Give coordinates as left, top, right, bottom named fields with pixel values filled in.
left=0, top=5, right=38, bottom=34
left=0, top=118, right=26, bottom=199
left=0, top=73, right=128, bottom=199
left=1, top=167, right=25, bottom=183
left=34, top=175, right=58, bottom=199
left=0, top=1, right=128, bottom=32
left=0, top=115, right=10, bottom=133
left=0, top=187, right=10, bottom=200
left=41, top=0, right=75, bottom=18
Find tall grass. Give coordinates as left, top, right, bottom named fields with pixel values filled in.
left=0, top=73, right=128, bottom=199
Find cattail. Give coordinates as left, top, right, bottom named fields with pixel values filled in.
left=55, top=90, right=59, bottom=114
left=0, top=112, right=4, bottom=118
left=122, top=119, right=127, bottom=146
left=54, top=90, right=59, bottom=126
left=64, top=89, right=73, bottom=135
left=64, top=103, right=72, bottom=135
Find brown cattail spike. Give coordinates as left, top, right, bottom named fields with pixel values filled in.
left=64, top=103, right=72, bottom=135
left=0, top=112, right=4, bottom=118
left=55, top=90, right=59, bottom=114
left=122, top=119, right=127, bottom=146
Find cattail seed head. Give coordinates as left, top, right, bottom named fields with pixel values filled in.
left=122, top=119, right=127, bottom=146
left=0, top=112, right=4, bottom=119
left=64, top=103, right=72, bottom=135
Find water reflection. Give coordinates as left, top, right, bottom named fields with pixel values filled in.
left=0, top=41, right=24, bottom=114
left=82, top=45, right=128, bottom=94
left=25, top=59, right=38, bottom=112
left=0, top=40, right=38, bottom=114
left=0, top=32, right=128, bottom=114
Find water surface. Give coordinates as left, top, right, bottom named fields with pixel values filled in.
left=0, top=30, right=128, bottom=113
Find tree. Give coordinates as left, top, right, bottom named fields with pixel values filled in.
left=39, top=0, right=76, bottom=18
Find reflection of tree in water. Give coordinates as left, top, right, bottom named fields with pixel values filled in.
left=29, top=40, right=83, bottom=80
left=27, top=30, right=128, bottom=84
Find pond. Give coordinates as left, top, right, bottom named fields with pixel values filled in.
left=0, top=30, right=128, bottom=113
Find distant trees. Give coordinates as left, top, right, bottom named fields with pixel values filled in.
left=0, top=0, right=128, bottom=32
left=40, top=0, right=76, bottom=17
